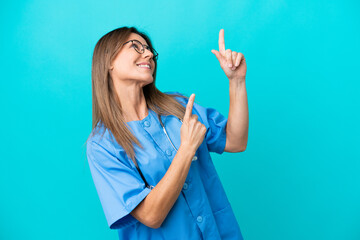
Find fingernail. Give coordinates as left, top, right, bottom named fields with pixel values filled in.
left=228, top=63, right=232, bottom=68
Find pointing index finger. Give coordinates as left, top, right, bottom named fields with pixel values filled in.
left=184, top=93, right=195, bottom=122
left=218, top=29, right=225, bottom=55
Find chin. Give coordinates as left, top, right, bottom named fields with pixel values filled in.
left=138, top=76, right=154, bottom=86
left=145, top=74, right=154, bottom=82
left=146, top=77, right=154, bottom=84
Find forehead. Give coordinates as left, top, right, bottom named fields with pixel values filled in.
left=126, top=33, right=148, bottom=45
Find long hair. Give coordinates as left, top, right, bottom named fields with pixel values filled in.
left=90, top=26, right=187, bottom=165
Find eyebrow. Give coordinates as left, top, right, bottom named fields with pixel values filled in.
left=134, top=39, right=150, bottom=47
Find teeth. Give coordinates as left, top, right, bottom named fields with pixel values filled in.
left=137, top=64, right=150, bottom=69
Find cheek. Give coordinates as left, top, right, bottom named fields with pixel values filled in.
left=112, top=53, right=135, bottom=71
left=114, top=60, right=135, bottom=75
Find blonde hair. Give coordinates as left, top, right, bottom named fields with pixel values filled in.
left=89, top=26, right=187, bottom=166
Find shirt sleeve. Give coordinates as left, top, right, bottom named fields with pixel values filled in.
left=86, top=140, right=151, bottom=229
left=167, top=91, right=228, bottom=154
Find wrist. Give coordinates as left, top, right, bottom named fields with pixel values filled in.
left=229, top=78, right=246, bottom=90
left=229, top=77, right=246, bottom=83
left=179, top=143, right=196, bottom=158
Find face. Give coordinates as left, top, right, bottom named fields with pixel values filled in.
left=109, top=33, right=156, bottom=86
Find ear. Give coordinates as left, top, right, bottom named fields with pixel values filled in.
left=109, top=65, right=114, bottom=71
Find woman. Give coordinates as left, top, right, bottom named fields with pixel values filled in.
left=86, top=26, right=248, bottom=239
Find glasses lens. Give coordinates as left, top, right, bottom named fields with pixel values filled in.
left=153, top=50, right=158, bottom=60
left=151, top=50, right=158, bottom=60
left=129, top=40, right=142, bottom=54
left=131, top=40, right=158, bottom=60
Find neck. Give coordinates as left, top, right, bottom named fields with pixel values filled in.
left=113, top=79, right=148, bottom=122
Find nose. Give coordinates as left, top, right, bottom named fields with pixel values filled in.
left=143, top=48, right=154, bottom=59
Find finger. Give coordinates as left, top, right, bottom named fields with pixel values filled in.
left=225, top=49, right=232, bottom=68
left=218, top=29, right=225, bottom=55
left=235, top=53, right=243, bottom=67
left=190, top=114, right=198, bottom=121
left=231, top=52, right=237, bottom=70
left=184, top=93, right=195, bottom=122
left=232, top=51, right=237, bottom=65
left=211, top=50, right=222, bottom=62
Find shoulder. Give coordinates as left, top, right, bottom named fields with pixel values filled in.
left=87, top=122, right=111, bottom=146
left=164, top=91, right=211, bottom=111
left=164, top=91, right=189, bottom=105
left=86, top=122, right=125, bottom=163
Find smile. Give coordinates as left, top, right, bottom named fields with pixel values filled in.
left=136, top=64, right=151, bottom=69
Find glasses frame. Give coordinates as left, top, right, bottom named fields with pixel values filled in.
left=122, top=39, right=158, bottom=60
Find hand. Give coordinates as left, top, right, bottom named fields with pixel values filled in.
left=180, top=94, right=207, bottom=154
left=211, top=29, right=247, bottom=81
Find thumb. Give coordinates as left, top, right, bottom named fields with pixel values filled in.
left=211, top=50, right=222, bottom=62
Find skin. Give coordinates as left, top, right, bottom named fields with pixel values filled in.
left=131, top=94, right=206, bottom=228
left=110, top=33, right=207, bottom=228
left=109, top=33, right=155, bottom=122
left=111, top=30, right=249, bottom=228
left=211, top=29, right=249, bottom=152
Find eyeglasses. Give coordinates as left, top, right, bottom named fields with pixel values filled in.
left=122, top=39, right=158, bottom=60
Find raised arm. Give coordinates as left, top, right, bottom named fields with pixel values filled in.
left=211, top=29, right=249, bottom=152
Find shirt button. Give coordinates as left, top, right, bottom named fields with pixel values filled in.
left=166, top=149, right=172, bottom=156
left=144, top=121, right=150, bottom=127
left=183, top=182, right=188, bottom=190
left=192, top=156, right=198, bottom=161
left=196, top=216, right=203, bottom=223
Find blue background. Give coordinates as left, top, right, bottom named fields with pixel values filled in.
left=1, top=0, right=359, bottom=239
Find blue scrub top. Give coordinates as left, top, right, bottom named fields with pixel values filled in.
left=86, top=92, right=244, bottom=240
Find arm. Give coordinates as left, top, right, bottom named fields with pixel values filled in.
left=211, top=29, right=249, bottom=152
left=130, top=94, right=206, bottom=228
left=225, top=79, right=249, bottom=152
left=130, top=144, right=195, bottom=228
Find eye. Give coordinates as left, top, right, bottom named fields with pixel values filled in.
left=131, top=43, right=139, bottom=50
left=145, top=46, right=155, bottom=54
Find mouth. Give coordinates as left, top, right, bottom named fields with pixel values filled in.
left=136, top=63, right=151, bottom=70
